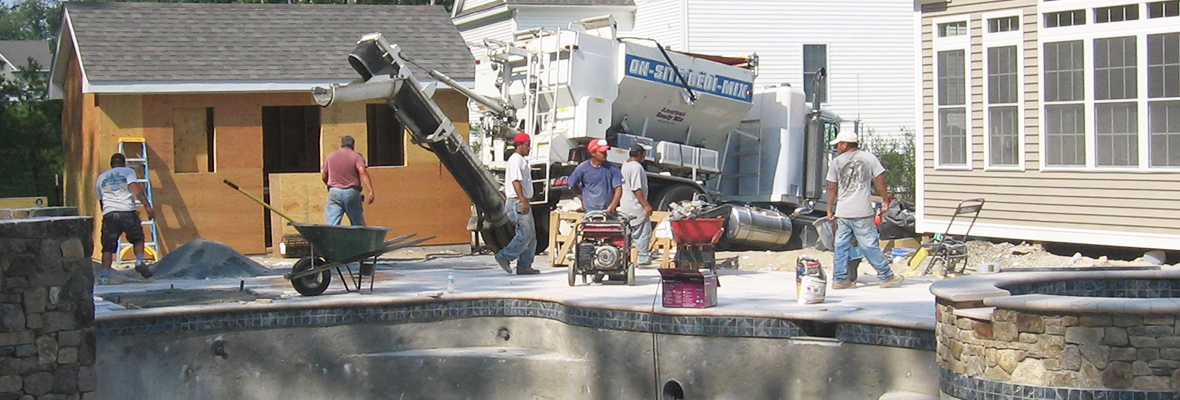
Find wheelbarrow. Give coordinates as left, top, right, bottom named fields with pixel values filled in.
left=224, top=180, right=434, bottom=296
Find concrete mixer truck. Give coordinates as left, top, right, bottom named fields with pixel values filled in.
left=313, top=28, right=842, bottom=252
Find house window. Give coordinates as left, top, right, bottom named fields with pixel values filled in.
left=1149, top=33, right=1180, bottom=166
left=988, top=46, right=1019, bottom=166
left=1148, top=1, right=1180, bottom=18
left=1045, top=10, right=1086, bottom=27
left=803, top=44, right=827, bottom=104
left=1044, top=40, right=1086, bottom=166
left=262, top=106, right=321, bottom=173
left=988, top=16, right=1020, bottom=33
left=937, top=50, right=967, bottom=166
left=366, top=104, right=405, bottom=167
left=1095, top=4, right=1139, bottom=23
left=173, top=107, right=215, bottom=173
left=938, top=21, right=967, bottom=37
left=1094, top=36, right=1138, bottom=166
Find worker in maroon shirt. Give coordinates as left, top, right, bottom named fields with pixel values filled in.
left=321, top=136, right=375, bottom=225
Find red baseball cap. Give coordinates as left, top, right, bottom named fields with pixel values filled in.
left=587, top=138, right=610, bottom=153
left=513, top=132, right=530, bottom=144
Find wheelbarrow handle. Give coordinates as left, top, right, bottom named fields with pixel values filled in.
left=223, top=179, right=298, bottom=224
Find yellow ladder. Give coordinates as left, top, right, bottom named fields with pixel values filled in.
left=116, top=137, right=159, bottom=261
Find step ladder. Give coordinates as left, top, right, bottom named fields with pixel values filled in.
left=116, top=137, right=159, bottom=262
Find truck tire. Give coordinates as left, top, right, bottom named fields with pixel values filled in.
left=653, top=184, right=701, bottom=211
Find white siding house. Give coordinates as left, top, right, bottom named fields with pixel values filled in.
left=453, top=0, right=918, bottom=137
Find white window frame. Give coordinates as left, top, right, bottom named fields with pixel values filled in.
left=983, top=10, right=1025, bottom=171
left=933, top=15, right=971, bottom=170
left=1038, top=1, right=1180, bottom=172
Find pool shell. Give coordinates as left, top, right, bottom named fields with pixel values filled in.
left=930, top=269, right=1180, bottom=400
left=97, top=296, right=940, bottom=399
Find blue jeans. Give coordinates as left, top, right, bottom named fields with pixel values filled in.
left=833, top=216, right=893, bottom=282
left=496, top=199, right=536, bottom=270
left=625, top=213, right=652, bottom=264
left=325, top=187, right=365, bottom=226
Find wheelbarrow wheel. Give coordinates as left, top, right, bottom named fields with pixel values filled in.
left=626, top=263, right=635, bottom=286
left=568, top=263, right=577, bottom=286
left=292, top=257, right=331, bottom=296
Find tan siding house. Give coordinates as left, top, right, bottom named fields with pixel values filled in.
left=916, top=0, right=1180, bottom=251
left=50, top=3, right=478, bottom=257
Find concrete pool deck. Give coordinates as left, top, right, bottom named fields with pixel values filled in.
left=93, top=254, right=941, bottom=332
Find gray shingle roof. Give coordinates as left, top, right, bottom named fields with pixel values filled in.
left=64, top=2, right=474, bottom=84
left=455, top=0, right=635, bottom=19
left=0, top=40, right=52, bottom=70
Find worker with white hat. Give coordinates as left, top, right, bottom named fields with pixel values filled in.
left=826, top=131, right=904, bottom=289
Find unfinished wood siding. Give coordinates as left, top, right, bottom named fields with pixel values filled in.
left=919, top=0, right=1180, bottom=250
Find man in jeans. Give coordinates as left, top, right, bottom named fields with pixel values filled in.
left=619, top=143, right=653, bottom=266
left=495, top=132, right=541, bottom=275
left=826, top=131, right=903, bottom=289
left=321, top=136, right=374, bottom=225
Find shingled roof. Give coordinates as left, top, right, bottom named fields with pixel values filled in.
left=0, top=40, right=52, bottom=71
left=56, top=2, right=473, bottom=92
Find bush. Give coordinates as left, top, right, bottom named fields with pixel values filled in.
left=860, top=127, right=916, bottom=203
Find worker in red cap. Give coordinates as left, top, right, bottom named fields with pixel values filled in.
left=494, top=132, right=541, bottom=275
left=568, top=138, right=623, bottom=213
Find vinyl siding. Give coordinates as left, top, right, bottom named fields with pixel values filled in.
left=919, top=0, right=1180, bottom=250
left=630, top=0, right=684, bottom=50
left=682, top=0, right=917, bottom=138
left=458, top=13, right=515, bottom=48
left=514, top=6, right=635, bottom=32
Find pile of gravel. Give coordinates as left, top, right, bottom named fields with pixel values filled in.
left=152, top=239, right=270, bottom=279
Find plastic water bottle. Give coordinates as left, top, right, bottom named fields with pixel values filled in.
left=446, top=272, right=456, bottom=293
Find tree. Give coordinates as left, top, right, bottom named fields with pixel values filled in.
left=0, top=59, right=62, bottom=202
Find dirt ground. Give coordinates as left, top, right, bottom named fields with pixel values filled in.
left=714, top=239, right=1175, bottom=279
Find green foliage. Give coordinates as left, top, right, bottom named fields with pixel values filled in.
left=0, top=0, right=61, bottom=41
left=0, top=59, right=62, bottom=203
left=860, top=127, right=916, bottom=203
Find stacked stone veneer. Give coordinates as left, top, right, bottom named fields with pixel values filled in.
left=0, top=212, right=96, bottom=400
left=936, top=279, right=1180, bottom=394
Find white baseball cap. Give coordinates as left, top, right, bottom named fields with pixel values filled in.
left=829, top=131, right=859, bottom=146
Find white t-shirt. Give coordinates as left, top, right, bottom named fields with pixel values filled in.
left=95, top=167, right=140, bottom=215
left=619, top=160, right=648, bottom=219
left=825, top=149, right=886, bottom=219
left=503, top=152, right=534, bottom=200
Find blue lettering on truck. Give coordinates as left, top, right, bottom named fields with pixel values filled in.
left=625, top=54, right=752, bottom=103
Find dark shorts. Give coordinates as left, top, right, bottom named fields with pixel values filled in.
left=101, top=211, right=144, bottom=254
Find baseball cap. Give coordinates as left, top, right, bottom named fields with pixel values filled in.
left=828, top=131, right=859, bottom=146
left=628, top=143, right=649, bottom=153
left=513, top=132, right=531, bottom=144
left=587, top=138, right=610, bottom=153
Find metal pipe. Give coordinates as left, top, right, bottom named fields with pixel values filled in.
left=803, top=67, right=827, bottom=201
left=428, top=70, right=508, bottom=115
left=312, top=78, right=398, bottom=107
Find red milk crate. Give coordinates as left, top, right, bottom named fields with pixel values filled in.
left=659, top=268, right=718, bottom=308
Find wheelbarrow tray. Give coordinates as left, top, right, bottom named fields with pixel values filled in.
left=291, top=223, right=390, bottom=263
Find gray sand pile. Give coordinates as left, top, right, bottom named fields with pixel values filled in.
left=152, top=239, right=270, bottom=279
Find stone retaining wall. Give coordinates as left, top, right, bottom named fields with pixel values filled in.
left=937, top=301, right=1180, bottom=392
left=0, top=214, right=96, bottom=400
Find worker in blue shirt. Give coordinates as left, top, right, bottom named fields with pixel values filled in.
left=568, top=138, right=623, bottom=213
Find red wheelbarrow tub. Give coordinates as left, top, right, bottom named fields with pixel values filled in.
left=669, top=218, right=725, bottom=245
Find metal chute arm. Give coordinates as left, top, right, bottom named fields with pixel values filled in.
left=312, top=33, right=509, bottom=228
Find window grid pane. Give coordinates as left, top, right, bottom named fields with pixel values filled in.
left=988, top=46, right=1018, bottom=104
left=939, top=21, right=967, bottom=37
left=1094, top=36, right=1138, bottom=100
left=1150, top=100, right=1180, bottom=166
left=938, top=50, right=966, bottom=106
left=940, top=108, right=968, bottom=165
left=1095, top=103, right=1139, bottom=166
left=988, top=16, right=1020, bottom=33
left=1045, top=41, right=1085, bottom=102
left=1148, top=1, right=1180, bottom=18
left=1046, top=10, right=1087, bottom=27
left=1148, top=33, right=1180, bottom=99
left=989, top=106, right=1020, bottom=166
left=1045, top=104, right=1086, bottom=166
left=1095, top=4, right=1140, bottom=23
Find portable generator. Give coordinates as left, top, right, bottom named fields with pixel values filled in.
left=571, top=211, right=634, bottom=286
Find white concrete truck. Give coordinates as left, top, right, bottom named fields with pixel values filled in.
left=314, top=28, right=842, bottom=252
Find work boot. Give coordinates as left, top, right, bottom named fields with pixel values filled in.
left=516, top=267, right=540, bottom=275
left=134, top=262, right=153, bottom=279
left=495, top=256, right=512, bottom=274
left=880, top=274, right=905, bottom=288
left=831, top=280, right=855, bottom=290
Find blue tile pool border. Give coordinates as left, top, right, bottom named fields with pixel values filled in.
left=96, top=298, right=934, bottom=351
left=940, top=367, right=1180, bottom=400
